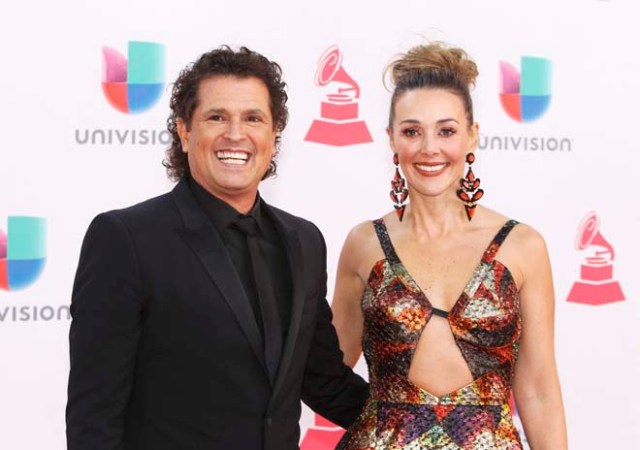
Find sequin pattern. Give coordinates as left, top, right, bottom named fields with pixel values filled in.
left=337, top=219, right=523, bottom=450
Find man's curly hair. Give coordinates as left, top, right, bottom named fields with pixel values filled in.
left=163, top=46, right=289, bottom=181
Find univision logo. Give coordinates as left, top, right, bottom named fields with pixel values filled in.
left=499, top=56, right=552, bottom=123
left=102, top=41, right=165, bottom=114
left=0, top=216, right=46, bottom=291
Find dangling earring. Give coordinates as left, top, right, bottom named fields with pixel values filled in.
left=389, top=153, right=408, bottom=221
left=456, top=152, right=484, bottom=221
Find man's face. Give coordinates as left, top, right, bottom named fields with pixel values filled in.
left=177, top=75, right=277, bottom=211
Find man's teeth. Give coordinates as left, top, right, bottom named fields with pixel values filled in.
left=216, top=151, right=249, bottom=164
left=222, top=159, right=246, bottom=165
left=416, top=163, right=446, bottom=172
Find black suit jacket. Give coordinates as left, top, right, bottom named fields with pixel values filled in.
left=66, top=179, right=368, bottom=450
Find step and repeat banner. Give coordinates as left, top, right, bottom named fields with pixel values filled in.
left=1, top=0, right=638, bottom=448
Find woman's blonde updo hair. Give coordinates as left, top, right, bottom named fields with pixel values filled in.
left=385, top=41, right=479, bottom=128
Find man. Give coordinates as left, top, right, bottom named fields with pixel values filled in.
left=66, top=46, right=368, bottom=450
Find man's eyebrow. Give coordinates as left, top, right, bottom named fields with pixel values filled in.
left=200, top=107, right=228, bottom=115
left=199, top=107, right=268, bottom=116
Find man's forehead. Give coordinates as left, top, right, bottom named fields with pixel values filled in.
left=198, top=74, right=268, bottom=92
left=196, top=75, right=271, bottom=107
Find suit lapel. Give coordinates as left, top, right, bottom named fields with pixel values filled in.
left=171, top=180, right=267, bottom=373
left=265, top=206, right=306, bottom=400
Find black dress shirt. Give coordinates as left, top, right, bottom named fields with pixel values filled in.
left=188, top=176, right=292, bottom=345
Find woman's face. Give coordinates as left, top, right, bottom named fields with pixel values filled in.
left=388, top=88, right=478, bottom=200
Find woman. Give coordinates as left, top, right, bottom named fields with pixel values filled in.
left=332, top=42, right=567, bottom=449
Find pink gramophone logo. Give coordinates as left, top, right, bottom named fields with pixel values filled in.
left=300, top=414, right=345, bottom=449
left=304, top=45, right=373, bottom=146
left=567, top=212, right=625, bottom=305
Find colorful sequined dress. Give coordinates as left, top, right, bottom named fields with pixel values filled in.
left=337, top=219, right=523, bottom=450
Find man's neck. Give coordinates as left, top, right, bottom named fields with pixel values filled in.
left=189, top=178, right=259, bottom=215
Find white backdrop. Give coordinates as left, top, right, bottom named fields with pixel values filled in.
left=1, top=0, right=639, bottom=448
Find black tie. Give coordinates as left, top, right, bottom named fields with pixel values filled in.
left=233, top=215, right=283, bottom=382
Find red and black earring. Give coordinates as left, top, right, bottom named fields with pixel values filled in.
left=390, top=153, right=408, bottom=222
left=456, top=152, right=484, bottom=221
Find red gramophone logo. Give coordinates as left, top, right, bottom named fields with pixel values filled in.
left=300, top=414, right=345, bottom=449
left=304, top=45, right=372, bottom=146
left=567, top=211, right=625, bottom=305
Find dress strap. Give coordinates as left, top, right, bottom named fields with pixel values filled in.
left=372, top=219, right=401, bottom=265
left=481, top=219, right=519, bottom=264
left=431, top=307, right=449, bottom=319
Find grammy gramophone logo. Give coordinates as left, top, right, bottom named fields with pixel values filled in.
left=300, top=414, right=345, bottom=449
left=304, top=45, right=372, bottom=146
left=567, top=212, right=625, bottom=305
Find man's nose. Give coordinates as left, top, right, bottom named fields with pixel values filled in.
left=224, top=119, right=244, bottom=140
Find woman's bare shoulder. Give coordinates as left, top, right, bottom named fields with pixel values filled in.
left=478, top=206, right=546, bottom=249
left=340, top=217, right=389, bottom=280
left=345, top=220, right=376, bottom=243
left=509, top=221, right=547, bottom=254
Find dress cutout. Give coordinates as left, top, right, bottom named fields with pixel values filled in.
left=337, top=219, right=523, bottom=450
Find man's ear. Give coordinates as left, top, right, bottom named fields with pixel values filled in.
left=177, top=118, right=190, bottom=153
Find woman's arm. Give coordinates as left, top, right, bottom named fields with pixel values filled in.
left=512, top=226, right=568, bottom=449
left=331, top=223, right=371, bottom=368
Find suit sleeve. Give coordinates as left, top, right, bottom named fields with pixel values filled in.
left=66, top=212, right=144, bottom=450
left=301, top=226, right=369, bottom=429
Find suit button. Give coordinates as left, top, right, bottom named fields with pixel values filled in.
left=265, top=417, right=272, bottom=426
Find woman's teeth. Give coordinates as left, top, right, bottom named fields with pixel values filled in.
left=415, top=163, right=446, bottom=172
